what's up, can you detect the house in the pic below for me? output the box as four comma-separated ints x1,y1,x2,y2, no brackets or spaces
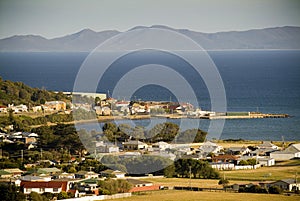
126,179,159,192
152,141,171,151
123,140,148,150
199,141,223,155
257,157,275,167
8,104,28,113
0,169,13,178
75,171,99,179
43,101,66,111
100,169,126,178
270,143,300,161
21,181,69,194
212,154,238,164
3,168,24,177
54,172,75,179
32,106,42,112
258,141,279,150
77,178,99,195
20,175,51,182
37,167,61,175
0,105,7,113
96,141,119,153
266,179,300,191
227,147,250,155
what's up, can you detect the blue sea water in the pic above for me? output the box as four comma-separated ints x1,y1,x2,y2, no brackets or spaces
0,50,299,141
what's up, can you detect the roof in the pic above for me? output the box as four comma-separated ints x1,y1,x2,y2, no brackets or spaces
123,140,146,145
3,168,23,174
81,178,98,184
212,154,238,160
21,181,68,191
76,171,98,176
0,170,12,175
258,141,277,148
37,167,61,174
284,144,300,153
101,169,126,175
153,141,170,146
228,147,248,151
272,179,297,185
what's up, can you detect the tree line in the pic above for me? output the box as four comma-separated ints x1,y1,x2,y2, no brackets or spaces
102,122,207,143
0,77,69,106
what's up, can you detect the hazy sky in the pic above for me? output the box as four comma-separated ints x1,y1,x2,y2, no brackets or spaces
0,0,299,39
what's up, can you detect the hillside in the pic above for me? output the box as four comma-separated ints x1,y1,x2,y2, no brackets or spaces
0,77,69,106
0,26,299,52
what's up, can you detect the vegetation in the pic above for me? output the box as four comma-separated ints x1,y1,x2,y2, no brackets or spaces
218,178,230,186
0,183,25,201
174,159,219,179
0,77,69,106
98,179,132,195
102,122,207,143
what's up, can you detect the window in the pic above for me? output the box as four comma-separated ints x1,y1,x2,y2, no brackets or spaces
53,188,59,192
26,188,32,193
40,188,45,193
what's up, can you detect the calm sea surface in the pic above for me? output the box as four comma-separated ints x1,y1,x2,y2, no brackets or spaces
0,50,299,140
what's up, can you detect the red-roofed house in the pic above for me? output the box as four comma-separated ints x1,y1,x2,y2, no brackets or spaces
21,181,69,194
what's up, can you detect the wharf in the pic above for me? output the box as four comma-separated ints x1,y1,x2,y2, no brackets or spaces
201,112,289,120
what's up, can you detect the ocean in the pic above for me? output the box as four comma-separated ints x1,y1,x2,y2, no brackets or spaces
0,50,299,141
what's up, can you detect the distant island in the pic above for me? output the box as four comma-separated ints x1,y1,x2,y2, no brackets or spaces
0,25,300,52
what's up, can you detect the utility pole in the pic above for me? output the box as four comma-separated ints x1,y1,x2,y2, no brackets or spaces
21,150,23,164
189,166,192,190
40,148,43,160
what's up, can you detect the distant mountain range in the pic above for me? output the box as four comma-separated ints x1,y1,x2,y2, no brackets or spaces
1,25,300,52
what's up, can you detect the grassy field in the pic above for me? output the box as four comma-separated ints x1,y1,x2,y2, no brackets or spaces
116,190,300,201
222,163,300,181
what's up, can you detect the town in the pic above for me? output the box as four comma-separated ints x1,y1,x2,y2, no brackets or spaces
0,86,299,200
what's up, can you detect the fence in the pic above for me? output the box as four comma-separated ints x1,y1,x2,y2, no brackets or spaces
60,193,132,201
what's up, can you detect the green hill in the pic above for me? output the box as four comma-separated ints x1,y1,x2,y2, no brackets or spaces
0,77,69,106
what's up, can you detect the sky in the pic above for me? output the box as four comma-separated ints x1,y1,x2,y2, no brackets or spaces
0,0,299,39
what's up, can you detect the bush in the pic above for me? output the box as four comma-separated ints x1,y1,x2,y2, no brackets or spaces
269,186,283,194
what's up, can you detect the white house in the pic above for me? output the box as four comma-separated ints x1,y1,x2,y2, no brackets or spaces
258,141,279,150
96,141,119,153
123,140,148,150
152,141,171,151
267,179,300,191
270,143,300,161
8,104,28,113
101,169,126,178
199,141,223,157
257,157,275,166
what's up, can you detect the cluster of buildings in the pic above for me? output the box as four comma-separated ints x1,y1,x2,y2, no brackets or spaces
0,101,67,114
0,167,158,198
0,131,39,149
93,136,300,172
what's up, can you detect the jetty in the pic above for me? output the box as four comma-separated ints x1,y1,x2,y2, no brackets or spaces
198,112,289,120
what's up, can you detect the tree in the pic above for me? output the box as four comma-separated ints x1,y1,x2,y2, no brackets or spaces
218,178,229,186
238,160,248,166
175,129,207,143
57,191,69,200
0,183,25,201
247,158,257,166
164,164,176,178
28,192,47,201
